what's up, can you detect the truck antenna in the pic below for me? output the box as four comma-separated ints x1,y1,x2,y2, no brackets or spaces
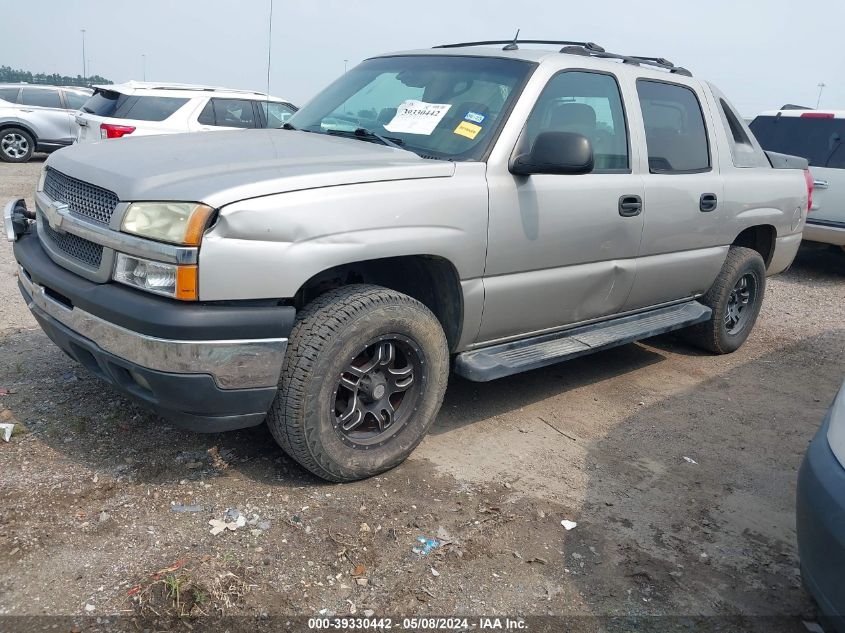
503,29,520,51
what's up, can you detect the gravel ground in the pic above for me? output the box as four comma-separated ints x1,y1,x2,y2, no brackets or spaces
0,158,843,632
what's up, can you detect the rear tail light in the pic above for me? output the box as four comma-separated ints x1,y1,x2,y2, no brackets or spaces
804,168,814,212
800,112,834,119
100,123,136,139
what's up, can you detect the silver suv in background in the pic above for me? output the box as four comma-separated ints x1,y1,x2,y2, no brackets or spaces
750,109,845,250
0,84,92,163
76,82,297,142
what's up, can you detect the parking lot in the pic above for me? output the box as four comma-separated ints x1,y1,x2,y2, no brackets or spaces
1,158,844,629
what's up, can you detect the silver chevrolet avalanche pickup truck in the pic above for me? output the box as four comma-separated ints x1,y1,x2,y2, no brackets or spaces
4,40,811,481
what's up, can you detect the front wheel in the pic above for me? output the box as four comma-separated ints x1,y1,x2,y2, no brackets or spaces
684,246,767,354
267,284,450,482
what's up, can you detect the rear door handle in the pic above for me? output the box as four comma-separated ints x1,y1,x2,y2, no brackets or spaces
618,195,643,217
700,193,718,212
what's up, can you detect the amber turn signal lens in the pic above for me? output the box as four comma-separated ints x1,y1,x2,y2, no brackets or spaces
175,265,198,301
183,206,215,246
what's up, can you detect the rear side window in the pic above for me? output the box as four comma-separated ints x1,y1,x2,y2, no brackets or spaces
20,88,62,109
0,87,20,103
81,90,187,121
637,80,710,173
63,91,89,110
197,98,258,128
750,116,845,169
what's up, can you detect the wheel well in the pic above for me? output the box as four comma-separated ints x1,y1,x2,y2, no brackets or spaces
0,122,37,141
294,256,463,351
732,225,776,267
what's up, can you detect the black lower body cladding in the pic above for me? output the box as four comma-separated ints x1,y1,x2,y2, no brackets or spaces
13,231,296,431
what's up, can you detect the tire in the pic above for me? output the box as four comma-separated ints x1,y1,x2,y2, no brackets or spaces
0,128,34,163
267,284,450,482
684,246,766,354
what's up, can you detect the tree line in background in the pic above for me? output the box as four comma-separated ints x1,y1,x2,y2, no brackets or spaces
0,65,112,87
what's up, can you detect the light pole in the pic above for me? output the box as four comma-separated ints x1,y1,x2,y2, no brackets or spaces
816,82,826,109
80,29,87,80
142,54,146,81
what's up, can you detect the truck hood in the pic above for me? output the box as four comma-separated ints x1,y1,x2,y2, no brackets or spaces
46,129,455,208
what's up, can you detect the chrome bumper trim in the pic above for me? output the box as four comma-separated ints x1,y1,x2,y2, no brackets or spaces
18,266,286,390
4,198,23,242
35,190,198,265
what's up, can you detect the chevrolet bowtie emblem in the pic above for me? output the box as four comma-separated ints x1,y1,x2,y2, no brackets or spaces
43,200,69,233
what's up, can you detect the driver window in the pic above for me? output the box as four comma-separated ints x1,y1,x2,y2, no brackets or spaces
523,71,630,172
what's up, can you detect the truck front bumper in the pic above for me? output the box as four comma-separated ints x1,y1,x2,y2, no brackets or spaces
13,231,294,432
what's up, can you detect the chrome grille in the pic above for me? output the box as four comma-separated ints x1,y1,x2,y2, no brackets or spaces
43,168,119,225
41,222,104,268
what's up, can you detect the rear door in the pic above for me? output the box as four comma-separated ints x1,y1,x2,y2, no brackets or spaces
622,78,727,310
750,114,845,225
18,87,74,144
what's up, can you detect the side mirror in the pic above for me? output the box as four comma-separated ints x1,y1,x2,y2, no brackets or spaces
510,131,594,176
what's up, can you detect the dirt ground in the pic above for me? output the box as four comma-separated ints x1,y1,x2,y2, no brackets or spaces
1,157,844,632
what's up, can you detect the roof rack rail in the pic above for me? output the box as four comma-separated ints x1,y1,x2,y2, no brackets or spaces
432,38,692,76
566,46,692,76
434,39,606,53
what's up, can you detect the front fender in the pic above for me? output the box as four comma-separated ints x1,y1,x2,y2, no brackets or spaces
198,165,488,301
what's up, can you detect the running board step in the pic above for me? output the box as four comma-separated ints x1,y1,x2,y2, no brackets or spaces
455,301,711,382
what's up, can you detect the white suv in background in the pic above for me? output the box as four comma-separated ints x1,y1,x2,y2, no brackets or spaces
75,81,297,142
750,108,845,249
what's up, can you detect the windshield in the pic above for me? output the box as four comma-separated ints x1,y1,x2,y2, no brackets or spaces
288,55,534,160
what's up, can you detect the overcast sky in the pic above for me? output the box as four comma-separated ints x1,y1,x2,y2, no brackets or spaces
3,0,843,116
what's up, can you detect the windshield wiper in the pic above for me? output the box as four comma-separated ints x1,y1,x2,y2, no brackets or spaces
327,127,405,149
282,122,297,130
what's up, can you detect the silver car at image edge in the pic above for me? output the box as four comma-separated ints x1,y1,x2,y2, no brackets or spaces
798,377,845,632
4,39,811,481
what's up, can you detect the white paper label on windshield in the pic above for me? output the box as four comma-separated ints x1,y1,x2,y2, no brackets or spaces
384,100,452,135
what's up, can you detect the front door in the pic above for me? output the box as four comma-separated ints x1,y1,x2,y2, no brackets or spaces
480,70,644,344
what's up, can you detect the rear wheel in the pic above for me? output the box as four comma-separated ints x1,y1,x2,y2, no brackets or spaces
267,284,449,482
0,128,34,163
684,246,766,354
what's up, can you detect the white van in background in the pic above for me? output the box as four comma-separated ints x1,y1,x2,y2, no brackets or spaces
76,81,297,142
750,109,845,249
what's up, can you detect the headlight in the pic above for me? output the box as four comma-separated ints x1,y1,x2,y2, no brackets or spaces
827,383,845,469
113,252,198,301
37,168,47,192
121,202,214,246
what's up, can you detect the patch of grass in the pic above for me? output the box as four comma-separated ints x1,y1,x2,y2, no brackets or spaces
129,557,251,620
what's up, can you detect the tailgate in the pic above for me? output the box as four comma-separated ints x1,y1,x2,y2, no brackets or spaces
809,166,845,224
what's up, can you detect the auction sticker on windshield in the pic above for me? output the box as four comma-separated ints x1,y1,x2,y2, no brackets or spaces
384,100,452,135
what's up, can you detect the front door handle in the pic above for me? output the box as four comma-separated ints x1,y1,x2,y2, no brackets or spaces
700,193,718,212
618,195,643,217
813,179,829,190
